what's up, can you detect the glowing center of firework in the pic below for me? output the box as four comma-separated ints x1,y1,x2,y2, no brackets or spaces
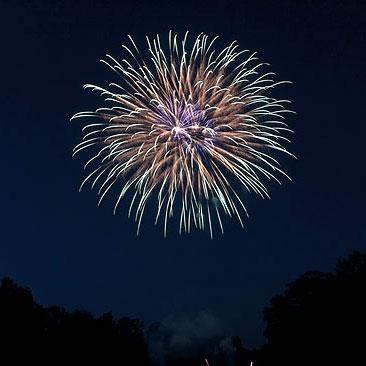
171,124,216,143
167,105,215,144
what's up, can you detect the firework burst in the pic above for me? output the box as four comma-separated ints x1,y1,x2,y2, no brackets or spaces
71,32,294,237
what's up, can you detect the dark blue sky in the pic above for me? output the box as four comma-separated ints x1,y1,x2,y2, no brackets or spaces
1,0,365,347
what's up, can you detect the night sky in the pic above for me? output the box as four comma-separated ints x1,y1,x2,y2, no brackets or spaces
1,0,365,347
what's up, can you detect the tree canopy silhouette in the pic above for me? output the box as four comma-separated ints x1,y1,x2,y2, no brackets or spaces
0,277,149,364
259,251,366,366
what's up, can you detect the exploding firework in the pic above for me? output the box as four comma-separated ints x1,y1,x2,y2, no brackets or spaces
71,32,294,237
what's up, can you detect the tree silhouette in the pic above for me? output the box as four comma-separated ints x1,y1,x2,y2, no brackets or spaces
0,277,149,364
259,251,366,366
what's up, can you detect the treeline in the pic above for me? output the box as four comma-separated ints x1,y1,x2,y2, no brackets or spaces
0,251,365,365
0,276,149,364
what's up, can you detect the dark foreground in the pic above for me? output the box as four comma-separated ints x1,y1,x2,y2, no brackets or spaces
0,251,365,365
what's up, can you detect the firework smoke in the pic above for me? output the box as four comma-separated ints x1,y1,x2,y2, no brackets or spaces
71,32,294,236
